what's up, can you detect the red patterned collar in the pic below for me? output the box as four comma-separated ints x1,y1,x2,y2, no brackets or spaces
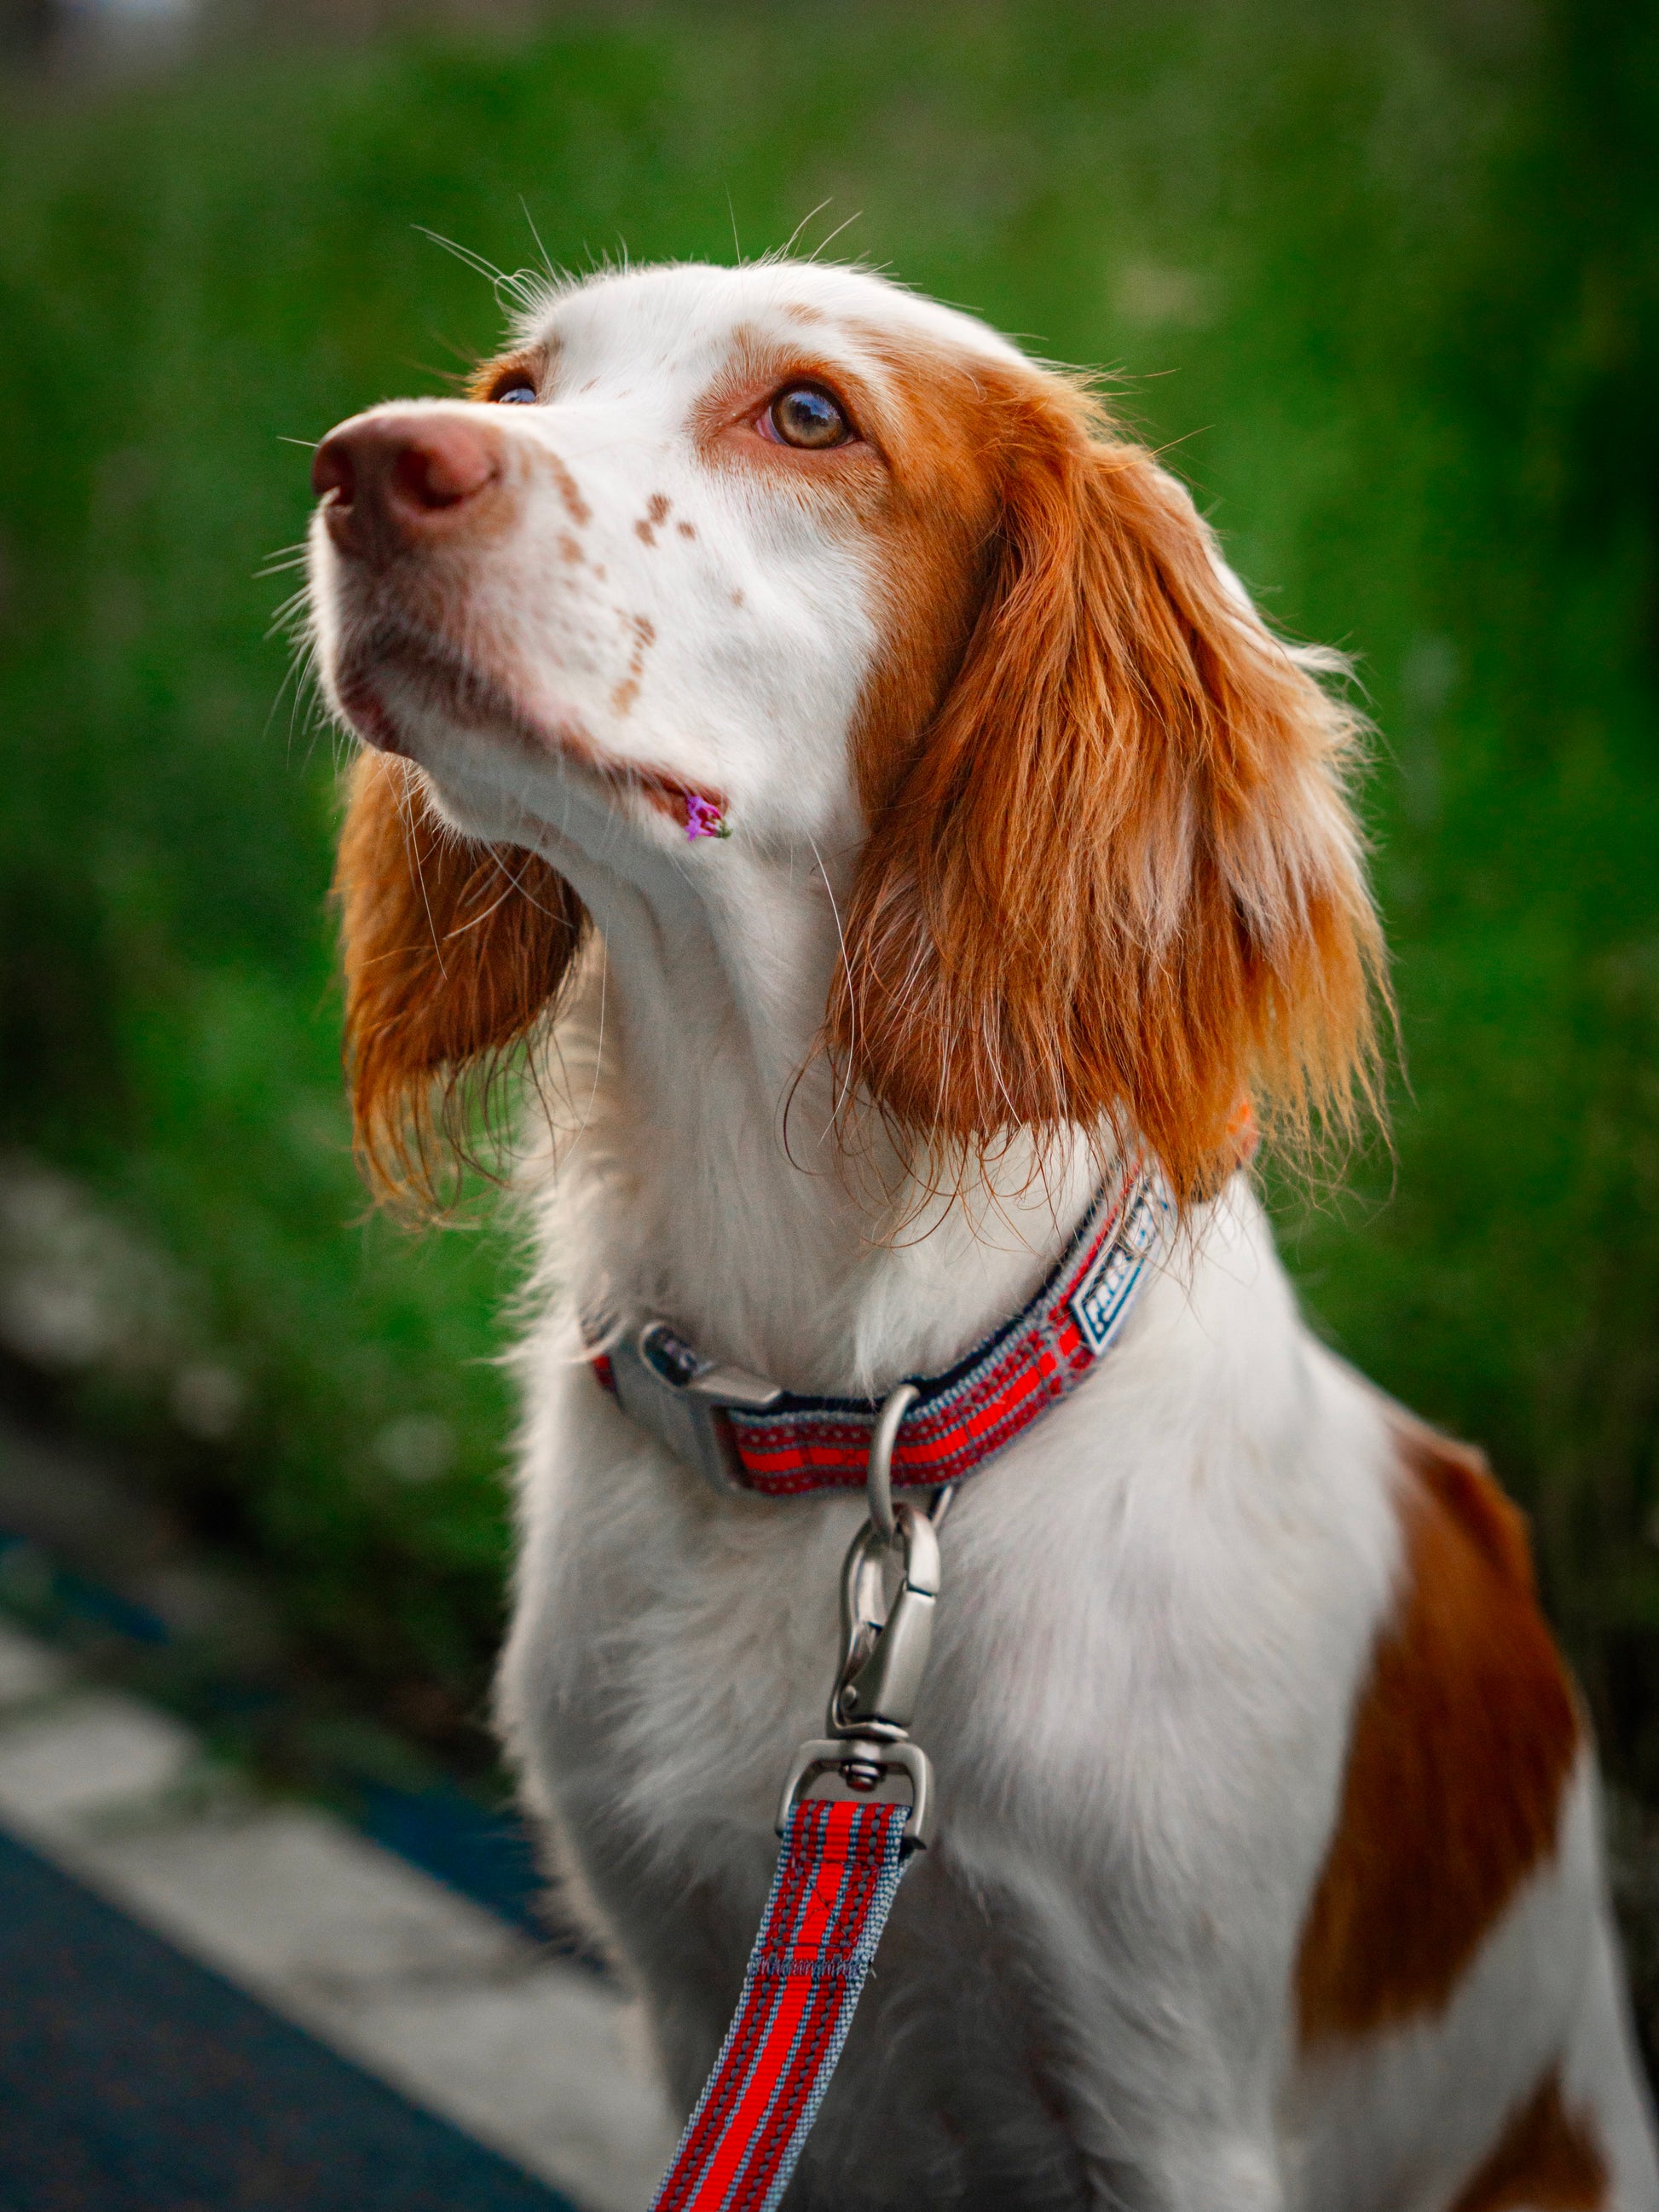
590,1165,1168,1499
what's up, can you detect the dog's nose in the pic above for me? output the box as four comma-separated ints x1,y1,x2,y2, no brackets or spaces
312,412,504,559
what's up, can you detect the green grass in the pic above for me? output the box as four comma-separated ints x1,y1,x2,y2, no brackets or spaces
3,1,1658,1778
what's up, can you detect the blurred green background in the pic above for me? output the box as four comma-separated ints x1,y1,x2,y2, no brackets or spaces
1,0,1657,1836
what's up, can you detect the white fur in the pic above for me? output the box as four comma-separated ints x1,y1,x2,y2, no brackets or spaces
309,259,1656,2209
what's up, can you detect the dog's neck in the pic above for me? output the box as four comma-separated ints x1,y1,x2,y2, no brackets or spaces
530,831,1103,1399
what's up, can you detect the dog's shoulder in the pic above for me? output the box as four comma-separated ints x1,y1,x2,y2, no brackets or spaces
1395,1416,1535,1590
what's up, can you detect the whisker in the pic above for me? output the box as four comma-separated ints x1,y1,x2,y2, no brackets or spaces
469,844,566,925
393,774,448,980
264,584,312,640
807,209,863,263
520,195,558,283
570,941,608,1153
416,224,510,286
807,833,858,1138
775,200,833,262
415,223,545,318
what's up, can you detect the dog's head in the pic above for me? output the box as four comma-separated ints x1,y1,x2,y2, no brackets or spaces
310,259,1381,1204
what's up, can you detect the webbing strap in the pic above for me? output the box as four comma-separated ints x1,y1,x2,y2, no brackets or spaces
596,1164,1170,1498
650,1798,911,2212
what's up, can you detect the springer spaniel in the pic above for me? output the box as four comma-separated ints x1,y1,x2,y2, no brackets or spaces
308,258,1657,2209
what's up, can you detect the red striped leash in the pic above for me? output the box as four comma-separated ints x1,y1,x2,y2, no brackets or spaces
650,1797,911,2212
650,1435,948,2211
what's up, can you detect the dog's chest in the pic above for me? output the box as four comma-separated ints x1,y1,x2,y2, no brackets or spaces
507,1322,1392,1972
494,1221,1404,2204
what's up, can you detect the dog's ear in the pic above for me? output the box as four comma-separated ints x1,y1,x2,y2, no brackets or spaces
334,750,588,1207
828,374,1384,1203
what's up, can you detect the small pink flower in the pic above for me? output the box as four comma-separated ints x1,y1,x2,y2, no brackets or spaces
685,794,728,841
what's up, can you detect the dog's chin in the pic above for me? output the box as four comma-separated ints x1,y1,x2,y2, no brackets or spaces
327,620,726,839
332,618,569,763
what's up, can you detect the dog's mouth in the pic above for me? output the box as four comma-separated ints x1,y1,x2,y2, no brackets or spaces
332,618,727,837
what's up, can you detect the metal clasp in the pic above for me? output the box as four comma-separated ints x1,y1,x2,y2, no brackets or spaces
777,1388,951,1853
830,1500,940,1738
606,1318,783,1495
777,1734,935,1851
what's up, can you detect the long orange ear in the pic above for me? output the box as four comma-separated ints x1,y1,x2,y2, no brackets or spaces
334,751,588,1207
829,373,1384,1205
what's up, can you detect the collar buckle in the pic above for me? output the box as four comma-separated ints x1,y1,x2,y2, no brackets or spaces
605,1318,783,1496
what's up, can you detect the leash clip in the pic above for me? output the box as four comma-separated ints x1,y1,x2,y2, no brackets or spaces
830,1498,940,1739
777,1390,949,1854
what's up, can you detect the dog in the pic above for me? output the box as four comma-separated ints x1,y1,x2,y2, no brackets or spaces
308,257,1657,2209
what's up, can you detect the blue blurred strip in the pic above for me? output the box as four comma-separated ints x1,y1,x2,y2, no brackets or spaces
0,1529,170,1645
0,1824,576,2211
0,1526,583,1954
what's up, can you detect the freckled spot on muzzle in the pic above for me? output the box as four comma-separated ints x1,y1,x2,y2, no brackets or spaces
547,453,591,528
635,492,672,546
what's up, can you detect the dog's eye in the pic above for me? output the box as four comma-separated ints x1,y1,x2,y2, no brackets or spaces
766,385,851,449
491,378,539,406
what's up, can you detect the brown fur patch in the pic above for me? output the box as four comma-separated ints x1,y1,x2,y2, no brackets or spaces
1295,1421,1581,2041
824,345,1384,1205
465,346,551,405
334,752,587,1206
1451,2070,1606,2211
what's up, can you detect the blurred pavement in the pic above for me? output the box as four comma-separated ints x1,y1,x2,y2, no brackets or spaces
0,1616,676,2211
